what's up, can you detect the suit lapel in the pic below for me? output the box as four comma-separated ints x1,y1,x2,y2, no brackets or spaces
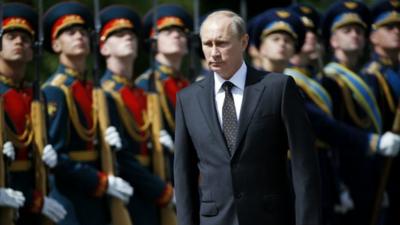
197,74,230,158
232,67,265,156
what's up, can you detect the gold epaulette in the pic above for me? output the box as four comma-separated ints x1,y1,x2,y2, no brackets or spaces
49,73,68,87
323,66,336,76
134,71,151,86
365,61,381,75
102,80,116,92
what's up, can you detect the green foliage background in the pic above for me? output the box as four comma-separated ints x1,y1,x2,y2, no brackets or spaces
7,0,378,81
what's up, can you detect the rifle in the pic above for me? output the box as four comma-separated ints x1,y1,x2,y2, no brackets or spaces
0,0,15,223
188,0,199,82
91,1,132,224
147,94,177,225
30,1,54,224
147,1,176,224
0,99,15,225
370,98,400,225
0,0,2,51
240,0,247,23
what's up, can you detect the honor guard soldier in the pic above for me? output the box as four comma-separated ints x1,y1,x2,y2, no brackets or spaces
287,3,321,77
0,3,67,224
253,6,400,224
361,1,400,224
253,8,306,74
99,5,173,225
321,1,400,224
41,2,133,225
136,4,193,154
246,14,263,70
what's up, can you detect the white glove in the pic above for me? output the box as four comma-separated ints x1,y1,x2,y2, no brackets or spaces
172,188,176,206
104,126,122,151
42,144,57,168
41,197,67,223
378,132,400,157
159,129,174,153
107,175,134,203
334,188,354,214
2,141,15,161
0,188,25,208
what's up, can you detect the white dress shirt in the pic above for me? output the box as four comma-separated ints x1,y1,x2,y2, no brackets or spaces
214,62,247,127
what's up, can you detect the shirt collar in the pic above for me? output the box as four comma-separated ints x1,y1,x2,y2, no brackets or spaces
214,62,247,94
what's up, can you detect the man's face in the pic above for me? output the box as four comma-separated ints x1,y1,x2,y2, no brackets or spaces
52,26,90,57
259,32,295,64
102,29,138,59
371,23,400,51
302,31,320,59
0,30,33,63
157,27,188,57
330,24,366,52
200,17,248,78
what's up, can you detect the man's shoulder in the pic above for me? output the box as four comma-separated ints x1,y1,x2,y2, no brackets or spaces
256,69,291,87
178,75,208,98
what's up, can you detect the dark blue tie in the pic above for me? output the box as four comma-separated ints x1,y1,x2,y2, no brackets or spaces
222,81,238,154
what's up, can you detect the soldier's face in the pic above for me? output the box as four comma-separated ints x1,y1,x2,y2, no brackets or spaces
0,30,33,63
248,44,261,68
301,31,319,60
330,24,366,52
259,32,295,64
370,23,400,51
200,16,248,79
52,26,90,57
102,30,138,59
157,27,188,57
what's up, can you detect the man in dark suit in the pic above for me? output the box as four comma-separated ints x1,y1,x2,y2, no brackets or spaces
174,10,321,225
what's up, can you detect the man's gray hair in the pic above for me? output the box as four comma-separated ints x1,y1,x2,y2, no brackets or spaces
200,10,247,39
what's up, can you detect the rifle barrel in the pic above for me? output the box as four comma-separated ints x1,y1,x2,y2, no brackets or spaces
0,0,3,51
34,0,44,101
92,0,101,87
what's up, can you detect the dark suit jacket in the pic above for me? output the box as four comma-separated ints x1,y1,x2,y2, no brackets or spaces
174,66,321,225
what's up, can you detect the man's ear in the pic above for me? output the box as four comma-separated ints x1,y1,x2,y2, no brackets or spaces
241,34,249,51
100,43,110,57
330,34,338,49
52,39,61,53
370,31,378,46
